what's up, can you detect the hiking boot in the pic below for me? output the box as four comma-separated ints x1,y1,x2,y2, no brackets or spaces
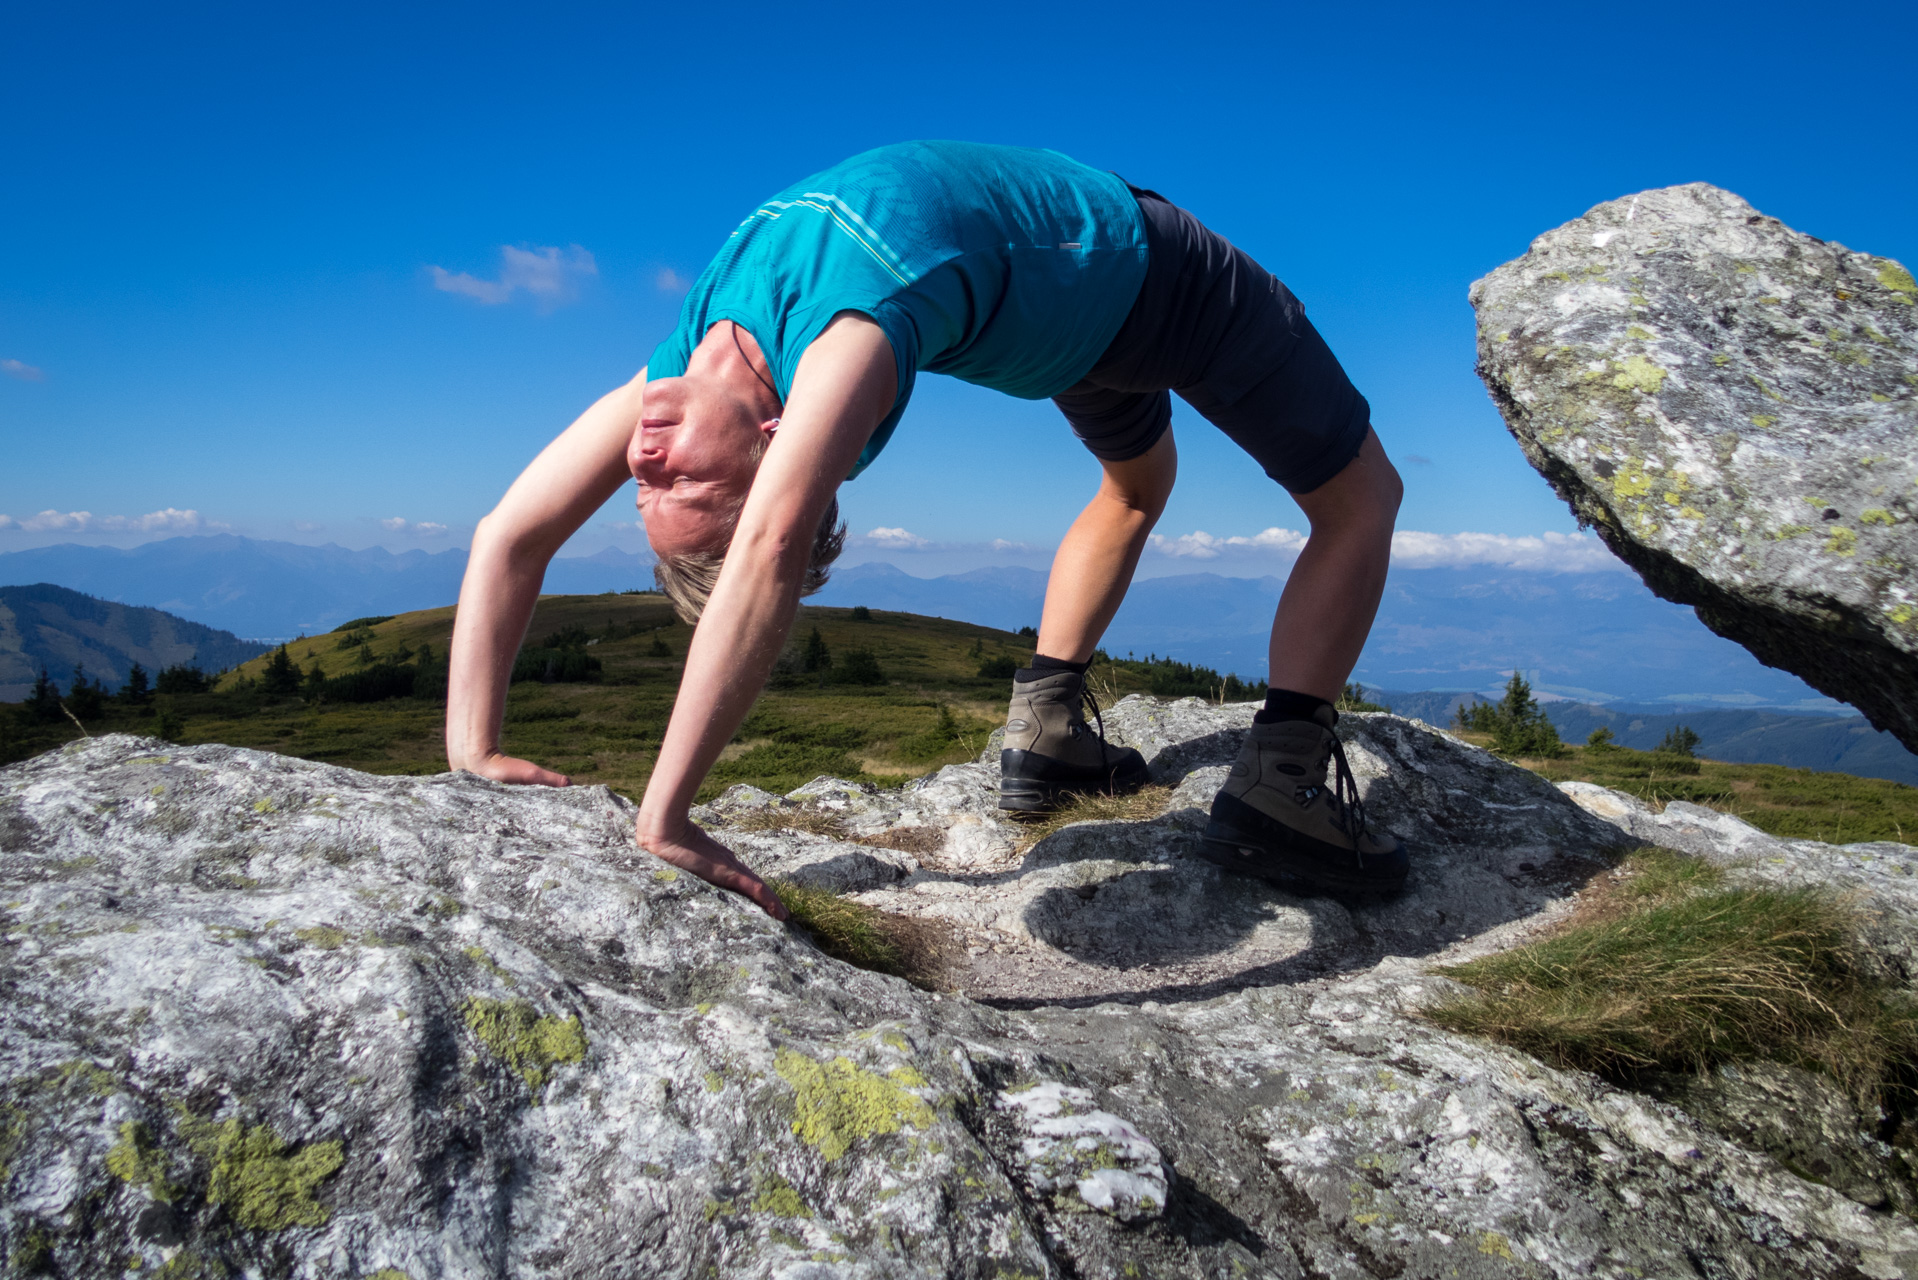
1200,706,1408,892
998,670,1150,812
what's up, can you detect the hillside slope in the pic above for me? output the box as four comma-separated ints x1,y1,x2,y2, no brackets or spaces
0,583,268,700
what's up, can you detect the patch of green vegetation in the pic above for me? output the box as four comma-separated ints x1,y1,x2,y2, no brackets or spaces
774,880,908,978
774,1049,934,1161
1454,672,1565,759
294,925,348,950
106,1121,179,1201
176,1113,344,1230
462,997,587,1094
1430,849,1918,1108
752,1172,812,1218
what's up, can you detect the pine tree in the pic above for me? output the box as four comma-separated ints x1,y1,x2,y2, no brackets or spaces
801,628,832,673
1656,725,1701,757
67,664,105,720
261,644,303,696
1585,726,1618,751
121,663,151,705
28,668,62,724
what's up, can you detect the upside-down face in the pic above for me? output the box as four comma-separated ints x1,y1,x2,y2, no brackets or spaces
630,372,777,557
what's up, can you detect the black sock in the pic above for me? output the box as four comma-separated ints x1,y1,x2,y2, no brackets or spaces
1015,653,1090,682
1254,687,1333,725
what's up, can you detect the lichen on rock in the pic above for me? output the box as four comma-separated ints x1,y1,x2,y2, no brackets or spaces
774,1048,934,1161
462,997,587,1094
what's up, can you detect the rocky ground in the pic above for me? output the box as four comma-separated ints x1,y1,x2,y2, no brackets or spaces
1470,183,1918,752
7,700,1918,1278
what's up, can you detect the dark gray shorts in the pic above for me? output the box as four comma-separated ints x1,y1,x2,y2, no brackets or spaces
1053,189,1371,494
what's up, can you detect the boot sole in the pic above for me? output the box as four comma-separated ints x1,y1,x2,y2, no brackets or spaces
998,750,1152,813
1200,797,1408,894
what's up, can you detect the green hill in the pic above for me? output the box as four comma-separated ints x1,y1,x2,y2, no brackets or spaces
3,591,1913,842
0,582,269,701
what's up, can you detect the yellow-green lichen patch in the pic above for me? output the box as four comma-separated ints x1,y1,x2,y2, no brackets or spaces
1878,263,1916,297
1750,376,1785,402
653,868,680,883
177,1115,343,1231
1477,1231,1517,1260
107,1121,179,1201
252,798,276,814
1612,461,1656,500
1827,527,1859,556
157,1252,227,1280
294,926,348,951
1751,414,1776,429
704,1070,724,1093
775,1050,934,1162
1891,605,1915,627
1769,524,1813,541
1874,393,1893,402
752,1173,813,1219
462,997,587,1094
1626,325,1655,340
1610,355,1667,395
363,1270,412,1280
1862,509,1897,527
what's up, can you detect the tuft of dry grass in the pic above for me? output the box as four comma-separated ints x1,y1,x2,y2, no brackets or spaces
1428,848,1918,1108
770,879,957,990
1010,784,1175,852
724,808,851,840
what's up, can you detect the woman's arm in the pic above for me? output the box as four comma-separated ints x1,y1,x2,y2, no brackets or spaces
635,315,897,917
445,370,647,783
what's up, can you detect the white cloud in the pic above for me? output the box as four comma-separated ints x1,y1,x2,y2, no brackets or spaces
379,517,450,537
1388,530,1624,572
862,526,930,549
430,244,598,310
655,267,688,292
1148,527,1306,559
293,520,325,532
2,358,44,381
0,507,218,534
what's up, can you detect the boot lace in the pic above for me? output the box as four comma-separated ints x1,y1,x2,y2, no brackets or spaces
1079,684,1114,777
1320,731,1369,859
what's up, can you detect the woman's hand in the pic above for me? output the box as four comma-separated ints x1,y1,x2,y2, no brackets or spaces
637,816,790,921
459,751,571,788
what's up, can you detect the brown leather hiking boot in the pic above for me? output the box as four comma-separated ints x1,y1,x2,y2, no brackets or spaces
1200,706,1408,892
998,670,1150,812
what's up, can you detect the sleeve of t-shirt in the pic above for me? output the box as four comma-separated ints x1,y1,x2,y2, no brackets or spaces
845,301,919,480
645,325,693,381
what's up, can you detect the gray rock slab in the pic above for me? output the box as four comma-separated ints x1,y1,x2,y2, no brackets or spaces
8,726,1918,1278
1471,183,1918,748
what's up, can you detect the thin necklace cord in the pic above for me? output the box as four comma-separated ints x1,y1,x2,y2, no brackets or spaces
732,322,781,408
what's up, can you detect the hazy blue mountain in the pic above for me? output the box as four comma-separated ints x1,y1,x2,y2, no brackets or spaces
0,536,654,639
818,562,1837,709
0,584,269,701
1366,688,1918,787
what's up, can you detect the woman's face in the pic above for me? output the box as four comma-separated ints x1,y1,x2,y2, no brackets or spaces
631,372,772,556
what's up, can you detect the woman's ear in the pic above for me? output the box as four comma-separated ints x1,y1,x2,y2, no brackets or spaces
759,417,781,443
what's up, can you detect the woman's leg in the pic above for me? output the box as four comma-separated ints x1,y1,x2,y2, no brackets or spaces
1268,428,1402,699
1034,430,1179,662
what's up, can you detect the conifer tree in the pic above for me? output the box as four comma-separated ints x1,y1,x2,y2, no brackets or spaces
121,663,151,705
801,627,832,674
28,668,62,724
261,644,303,696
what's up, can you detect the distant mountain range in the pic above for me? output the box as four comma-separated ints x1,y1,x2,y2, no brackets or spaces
1370,689,1918,787
814,562,1839,710
0,536,654,640
0,583,269,701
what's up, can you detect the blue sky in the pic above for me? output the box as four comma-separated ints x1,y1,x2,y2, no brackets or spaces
3,0,1913,578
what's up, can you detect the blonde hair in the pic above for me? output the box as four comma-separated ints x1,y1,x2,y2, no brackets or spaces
654,495,846,624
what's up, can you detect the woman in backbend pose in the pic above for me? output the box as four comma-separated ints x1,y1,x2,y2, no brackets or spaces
445,141,1408,919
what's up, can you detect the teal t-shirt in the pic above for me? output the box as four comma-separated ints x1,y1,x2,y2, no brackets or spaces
645,141,1148,477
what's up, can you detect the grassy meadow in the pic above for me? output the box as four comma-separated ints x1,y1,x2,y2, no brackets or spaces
2,590,1913,843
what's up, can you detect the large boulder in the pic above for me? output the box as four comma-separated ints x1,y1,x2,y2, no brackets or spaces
7,712,1918,1278
1470,184,1918,749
